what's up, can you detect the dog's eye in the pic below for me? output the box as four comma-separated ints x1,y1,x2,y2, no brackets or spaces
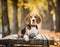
30,16,32,18
35,16,37,18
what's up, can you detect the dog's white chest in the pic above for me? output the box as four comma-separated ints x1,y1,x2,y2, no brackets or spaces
28,27,38,36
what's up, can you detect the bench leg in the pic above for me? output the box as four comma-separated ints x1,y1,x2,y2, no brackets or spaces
42,40,49,47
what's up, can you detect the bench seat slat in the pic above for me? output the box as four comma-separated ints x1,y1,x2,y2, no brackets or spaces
44,34,54,45
0,34,54,47
41,34,49,47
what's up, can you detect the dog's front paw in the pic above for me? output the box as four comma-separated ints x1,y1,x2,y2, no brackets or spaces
36,34,41,39
24,35,29,41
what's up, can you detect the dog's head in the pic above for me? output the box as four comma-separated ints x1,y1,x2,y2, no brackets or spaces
24,13,42,25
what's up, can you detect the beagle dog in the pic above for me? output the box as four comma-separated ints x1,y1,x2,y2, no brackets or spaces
17,13,42,41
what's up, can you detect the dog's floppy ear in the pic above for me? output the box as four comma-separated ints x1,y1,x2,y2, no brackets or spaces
36,15,41,24
24,14,30,24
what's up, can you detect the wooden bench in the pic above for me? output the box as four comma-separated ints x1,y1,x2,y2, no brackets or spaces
0,34,54,47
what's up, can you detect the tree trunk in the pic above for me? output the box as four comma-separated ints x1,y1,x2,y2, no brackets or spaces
50,0,60,32
55,0,60,32
12,0,19,34
1,0,10,37
42,0,53,30
20,0,30,30
48,0,54,31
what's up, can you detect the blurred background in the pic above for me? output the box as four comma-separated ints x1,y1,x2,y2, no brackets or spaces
0,0,60,37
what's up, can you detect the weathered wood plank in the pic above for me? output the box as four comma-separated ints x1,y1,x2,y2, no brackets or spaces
44,34,54,45
14,44,42,47
0,34,54,47
41,34,49,47
2,34,18,39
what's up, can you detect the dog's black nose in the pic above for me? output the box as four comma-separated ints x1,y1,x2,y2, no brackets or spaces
32,19,35,22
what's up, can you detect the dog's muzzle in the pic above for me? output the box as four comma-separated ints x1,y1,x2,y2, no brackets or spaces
32,19,35,23
31,19,36,25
